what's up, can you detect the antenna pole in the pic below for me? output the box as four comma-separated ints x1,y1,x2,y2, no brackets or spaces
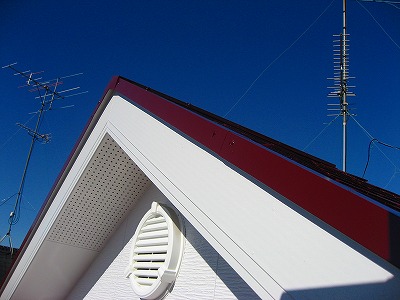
1,88,49,254
327,0,355,172
0,63,87,255
342,0,348,172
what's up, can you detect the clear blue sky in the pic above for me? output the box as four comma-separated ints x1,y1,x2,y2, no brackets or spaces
0,0,399,247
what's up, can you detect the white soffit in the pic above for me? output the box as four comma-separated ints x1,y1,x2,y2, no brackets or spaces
47,134,150,251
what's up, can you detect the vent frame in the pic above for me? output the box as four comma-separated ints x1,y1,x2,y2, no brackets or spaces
125,202,184,299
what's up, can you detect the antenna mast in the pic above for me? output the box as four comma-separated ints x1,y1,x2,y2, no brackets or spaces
327,0,356,172
0,63,87,255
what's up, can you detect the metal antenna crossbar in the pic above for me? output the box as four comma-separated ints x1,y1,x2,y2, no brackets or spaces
3,63,64,101
16,123,51,143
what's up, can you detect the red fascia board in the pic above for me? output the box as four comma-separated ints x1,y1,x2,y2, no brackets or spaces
113,76,400,269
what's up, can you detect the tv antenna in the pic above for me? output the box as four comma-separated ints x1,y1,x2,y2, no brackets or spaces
327,0,356,172
0,63,87,256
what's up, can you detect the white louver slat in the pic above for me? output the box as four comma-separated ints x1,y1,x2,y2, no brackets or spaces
134,244,168,254
133,261,164,269
144,216,166,225
133,253,166,261
140,222,168,232
133,269,160,278
135,277,157,286
126,202,184,300
137,229,168,240
135,237,169,247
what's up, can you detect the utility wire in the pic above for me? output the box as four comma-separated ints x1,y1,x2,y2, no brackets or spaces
0,193,18,207
350,115,398,170
384,169,399,188
386,2,400,9
362,138,400,177
0,113,37,153
350,115,400,181
303,115,340,151
356,0,400,50
359,0,400,10
224,0,335,117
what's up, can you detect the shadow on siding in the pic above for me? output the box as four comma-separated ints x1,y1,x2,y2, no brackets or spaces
280,277,399,299
185,218,261,299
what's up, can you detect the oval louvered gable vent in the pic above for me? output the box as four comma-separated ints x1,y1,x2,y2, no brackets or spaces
133,215,168,286
125,202,184,299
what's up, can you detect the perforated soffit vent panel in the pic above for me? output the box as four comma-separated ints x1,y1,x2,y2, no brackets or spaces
125,202,184,300
47,133,151,251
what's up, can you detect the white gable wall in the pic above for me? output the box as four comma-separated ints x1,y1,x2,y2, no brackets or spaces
100,95,400,298
67,184,259,300
3,92,400,300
